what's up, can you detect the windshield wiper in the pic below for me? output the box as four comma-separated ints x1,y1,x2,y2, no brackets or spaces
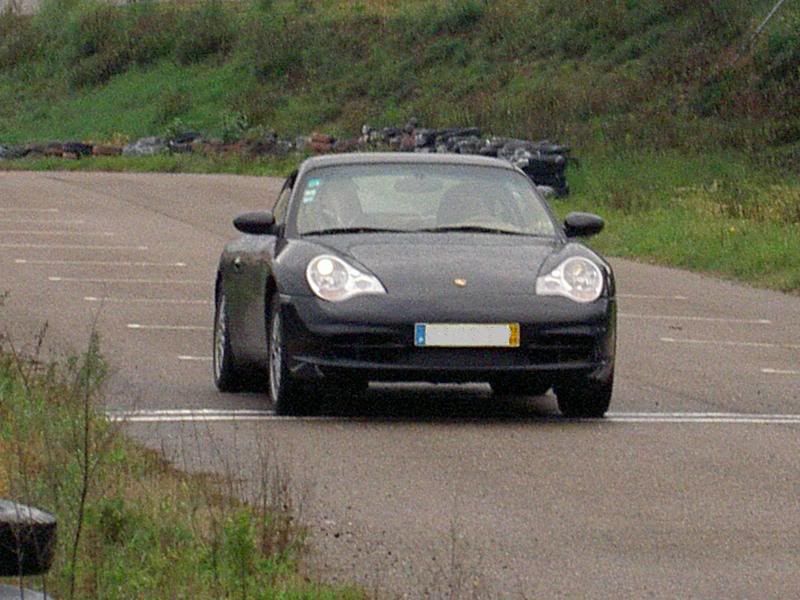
414,225,531,236
302,226,407,236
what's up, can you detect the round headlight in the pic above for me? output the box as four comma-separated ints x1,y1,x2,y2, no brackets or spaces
536,257,604,303
561,257,603,302
306,255,386,302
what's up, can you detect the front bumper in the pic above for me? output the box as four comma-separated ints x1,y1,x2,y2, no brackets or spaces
280,293,616,383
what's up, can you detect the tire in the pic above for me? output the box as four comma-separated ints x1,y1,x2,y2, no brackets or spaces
213,289,244,392
490,376,551,397
268,295,308,415
554,370,613,418
0,501,57,577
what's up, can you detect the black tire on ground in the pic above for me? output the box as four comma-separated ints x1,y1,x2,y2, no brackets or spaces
554,371,613,418
268,295,309,415
490,377,551,397
0,501,57,577
213,288,247,392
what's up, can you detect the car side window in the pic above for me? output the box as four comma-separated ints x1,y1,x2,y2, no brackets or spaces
272,171,297,225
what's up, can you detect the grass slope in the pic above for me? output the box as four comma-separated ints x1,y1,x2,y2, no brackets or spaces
1,0,799,292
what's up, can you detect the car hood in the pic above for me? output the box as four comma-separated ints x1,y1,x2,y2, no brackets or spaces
317,234,559,298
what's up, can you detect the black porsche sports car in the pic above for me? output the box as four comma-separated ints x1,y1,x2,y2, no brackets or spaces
213,153,616,417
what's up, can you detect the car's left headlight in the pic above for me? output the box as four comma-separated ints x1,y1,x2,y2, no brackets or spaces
536,257,604,303
306,255,386,302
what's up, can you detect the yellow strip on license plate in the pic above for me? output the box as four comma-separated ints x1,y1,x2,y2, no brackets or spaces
414,323,520,348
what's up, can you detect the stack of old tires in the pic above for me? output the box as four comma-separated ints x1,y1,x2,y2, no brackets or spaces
360,122,573,197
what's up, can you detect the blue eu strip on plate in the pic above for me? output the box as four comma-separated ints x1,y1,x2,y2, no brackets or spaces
415,324,427,346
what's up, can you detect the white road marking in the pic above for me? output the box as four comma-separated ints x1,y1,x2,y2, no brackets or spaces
0,230,114,236
0,243,147,250
0,219,85,224
106,409,800,425
0,208,59,213
84,296,211,305
16,259,186,267
607,412,800,424
127,324,211,331
661,337,800,350
178,355,213,361
108,409,276,423
619,294,688,300
50,277,205,284
761,368,800,375
620,313,771,324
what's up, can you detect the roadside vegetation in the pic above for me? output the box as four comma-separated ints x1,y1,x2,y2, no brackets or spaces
0,325,362,599
0,0,799,292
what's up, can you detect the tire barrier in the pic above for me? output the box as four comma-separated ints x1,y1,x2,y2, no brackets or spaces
1,119,573,195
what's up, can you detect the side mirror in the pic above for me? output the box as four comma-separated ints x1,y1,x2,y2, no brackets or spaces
233,211,276,235
563,212,604,238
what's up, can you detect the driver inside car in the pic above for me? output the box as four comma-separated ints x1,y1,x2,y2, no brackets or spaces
312,178,364,229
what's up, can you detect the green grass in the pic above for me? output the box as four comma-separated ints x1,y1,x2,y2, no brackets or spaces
0,60,250,144
0,335,364,599
1,0,799,293
557,149,800,293
2,0,799,147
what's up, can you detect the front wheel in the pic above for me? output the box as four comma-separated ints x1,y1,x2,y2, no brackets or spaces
213,289,242,392
268,295,308,415
554,370,613,418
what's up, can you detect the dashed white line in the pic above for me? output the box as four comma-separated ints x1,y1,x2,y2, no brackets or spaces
621,313,771,324
178,355,213,361
84,296,211,305
0,219,85,224
127,324,211,331
50,277,205,284
1,243,148,250
105,409,800,424
16,259,186,267
761,368,800,375
0,230,114,237
661,337,800,350
619,294,688,300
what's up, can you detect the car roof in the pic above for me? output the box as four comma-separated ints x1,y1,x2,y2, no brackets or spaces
298,152,518,174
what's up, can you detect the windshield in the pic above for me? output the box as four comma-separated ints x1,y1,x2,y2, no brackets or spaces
293,164,557,237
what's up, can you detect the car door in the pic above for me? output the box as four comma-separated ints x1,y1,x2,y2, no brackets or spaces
226,173,296,365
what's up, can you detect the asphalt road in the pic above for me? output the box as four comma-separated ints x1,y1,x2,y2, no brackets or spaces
2,171,799,598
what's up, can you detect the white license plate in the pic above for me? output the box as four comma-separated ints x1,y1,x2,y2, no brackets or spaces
414,323,520,348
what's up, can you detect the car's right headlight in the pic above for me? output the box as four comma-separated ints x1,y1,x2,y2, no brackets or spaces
535,257,604,303
306,255,386,302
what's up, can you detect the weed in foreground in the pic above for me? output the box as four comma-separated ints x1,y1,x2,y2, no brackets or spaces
0,325,361,598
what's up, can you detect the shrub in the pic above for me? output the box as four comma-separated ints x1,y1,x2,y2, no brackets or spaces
127,3,179,67
243,8,306,82
153,88,192,127
0,12,39,70
221,110,249,143
756,8,800,95
63,2,132,86
174,0,237,65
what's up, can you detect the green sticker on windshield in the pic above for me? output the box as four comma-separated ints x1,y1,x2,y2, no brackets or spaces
308,178,321,188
